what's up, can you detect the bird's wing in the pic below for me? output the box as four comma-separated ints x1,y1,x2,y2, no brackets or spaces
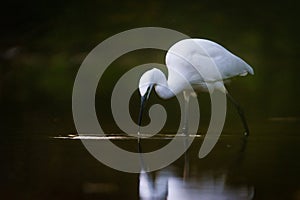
166,39,254,85
192,39,254,80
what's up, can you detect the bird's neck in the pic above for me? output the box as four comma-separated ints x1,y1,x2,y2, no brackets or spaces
155,83,175,99
151,71,173,99
154,69,188,99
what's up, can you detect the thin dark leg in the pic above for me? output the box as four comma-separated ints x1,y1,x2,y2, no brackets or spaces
226,92,250,136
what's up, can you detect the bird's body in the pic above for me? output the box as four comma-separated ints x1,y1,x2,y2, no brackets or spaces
139,39,253,99
138,38,254,135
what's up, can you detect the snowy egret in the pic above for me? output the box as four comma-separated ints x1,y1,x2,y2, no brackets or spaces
138,39,254,135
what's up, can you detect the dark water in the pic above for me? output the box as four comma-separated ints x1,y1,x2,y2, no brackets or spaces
1,0,300,199
1,130,300,200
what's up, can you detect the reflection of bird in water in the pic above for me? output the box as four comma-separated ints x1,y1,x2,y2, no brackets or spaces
169,171,254,200
139,169,169,200
139,137,254,199
139,166,254,200
138,39,254,135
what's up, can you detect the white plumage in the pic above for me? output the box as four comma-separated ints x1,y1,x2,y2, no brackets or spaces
138,38,254,135
139,39,253,99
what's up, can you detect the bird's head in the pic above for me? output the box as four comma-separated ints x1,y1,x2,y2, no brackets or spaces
138,68,166,96
138,68,166,127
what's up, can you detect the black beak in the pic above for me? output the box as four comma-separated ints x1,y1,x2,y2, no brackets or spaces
138,84,154,127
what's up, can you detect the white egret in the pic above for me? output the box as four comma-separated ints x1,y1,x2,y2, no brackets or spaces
138,39,254,135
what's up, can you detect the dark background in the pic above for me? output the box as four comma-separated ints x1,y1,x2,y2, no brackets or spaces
1,0,300,199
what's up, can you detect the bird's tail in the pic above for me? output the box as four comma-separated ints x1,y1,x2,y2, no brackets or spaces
245,62,254,75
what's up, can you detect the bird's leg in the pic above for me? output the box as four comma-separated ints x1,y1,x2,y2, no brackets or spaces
182,91,190,135
226,92,250,136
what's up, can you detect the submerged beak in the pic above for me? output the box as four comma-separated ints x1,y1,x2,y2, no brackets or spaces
138,84,154,127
